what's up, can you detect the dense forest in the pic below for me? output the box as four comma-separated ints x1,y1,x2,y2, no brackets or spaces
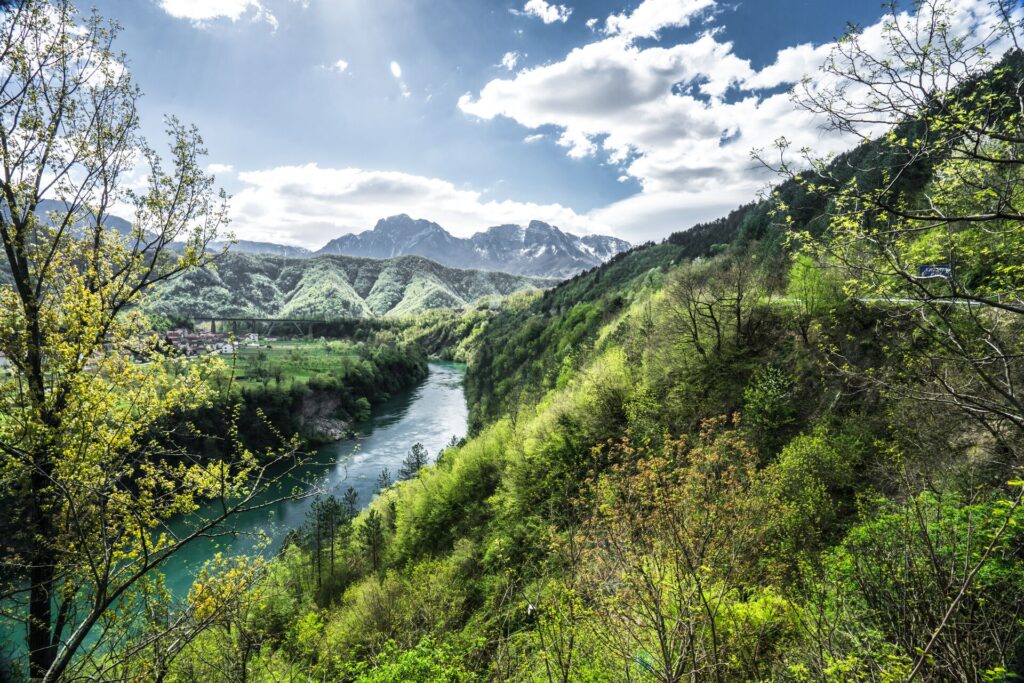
2,0,1024,681
147,252,552,322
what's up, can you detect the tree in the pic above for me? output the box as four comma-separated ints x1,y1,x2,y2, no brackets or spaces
793,492,1024,680
342,485,359,520
399,442,429,480
376,467,393,492
352,637,478,683
133,555,269,683
758,1,1024,675
305,495,343,590
762,1,1024,439
248,350,271,388
662,251,772,361
785,254,840,343
0,2,312,679
359,510,385,573
581,419,771,682
741,365,797,457
530,524,590,683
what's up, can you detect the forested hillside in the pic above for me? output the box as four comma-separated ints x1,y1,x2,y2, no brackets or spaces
105,24,1024,683
3,1,1024,681
147,252,552,322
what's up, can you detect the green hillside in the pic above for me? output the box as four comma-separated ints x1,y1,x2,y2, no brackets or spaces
146,252,552,321
121,49,1024,682
6,2,1024,681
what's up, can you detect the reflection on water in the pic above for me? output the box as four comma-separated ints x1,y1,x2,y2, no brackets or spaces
162,361,468,597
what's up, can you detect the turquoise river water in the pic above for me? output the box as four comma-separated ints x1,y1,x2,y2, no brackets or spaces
1,364,468,667
160,360,468,597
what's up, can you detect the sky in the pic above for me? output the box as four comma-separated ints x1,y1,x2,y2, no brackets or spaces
86,0,1013,247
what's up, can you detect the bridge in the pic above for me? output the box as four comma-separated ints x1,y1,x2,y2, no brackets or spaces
192,316,327,337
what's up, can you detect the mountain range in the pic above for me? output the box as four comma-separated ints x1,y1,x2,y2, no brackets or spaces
314,215,630,278
147,252,553,321
33,200,630,279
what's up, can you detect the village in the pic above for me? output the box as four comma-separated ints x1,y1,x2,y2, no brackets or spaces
162,328,278,357
0,329,281,376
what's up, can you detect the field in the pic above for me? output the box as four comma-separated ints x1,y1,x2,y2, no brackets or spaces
227,339,364,389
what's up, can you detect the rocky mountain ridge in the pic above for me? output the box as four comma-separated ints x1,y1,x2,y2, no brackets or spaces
316,215,630,278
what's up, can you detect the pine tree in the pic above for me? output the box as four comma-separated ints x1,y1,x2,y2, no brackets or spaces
342,486,359,520
359,510,385,572
377,467,393,492
399,442,429,480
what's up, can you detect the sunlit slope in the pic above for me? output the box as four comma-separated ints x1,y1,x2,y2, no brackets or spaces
147,252,553,321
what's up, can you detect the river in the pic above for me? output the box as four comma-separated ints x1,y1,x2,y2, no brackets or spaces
161,360,468,598
0,362,467,665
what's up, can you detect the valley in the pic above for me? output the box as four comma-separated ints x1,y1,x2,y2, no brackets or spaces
1,1,1023,681
158,361,468,600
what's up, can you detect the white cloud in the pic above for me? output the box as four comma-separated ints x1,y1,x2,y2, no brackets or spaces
521,0,572,24
460,31,762,185
556,129,597,159
590,188,738,241
228,164,604,247
585,18,598,30
208,163,235,174
158,0,277,28
459,0,1021,242
500,51,521,71
524,133,545,143
316,59,350,75
389,61,403,79
604,0,716,39
742,42,832,90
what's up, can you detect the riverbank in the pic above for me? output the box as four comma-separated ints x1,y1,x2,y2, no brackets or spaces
0,360,466,675
163,341,429,460
159,361,468,599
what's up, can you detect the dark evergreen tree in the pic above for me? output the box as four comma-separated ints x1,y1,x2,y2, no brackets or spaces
359,510,385,572
399,442,429,480
376,467,393,492
342,486,359,521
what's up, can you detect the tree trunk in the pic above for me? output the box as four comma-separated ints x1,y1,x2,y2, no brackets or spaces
22,284,60,680
28,461,57,680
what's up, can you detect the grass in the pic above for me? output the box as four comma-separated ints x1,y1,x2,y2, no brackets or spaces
228,339,363,389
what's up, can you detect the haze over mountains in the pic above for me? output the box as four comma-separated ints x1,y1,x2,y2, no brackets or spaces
13,202,633,321
12,205,555,318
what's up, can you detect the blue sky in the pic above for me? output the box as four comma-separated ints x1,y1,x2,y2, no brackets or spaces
88,0,995,246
